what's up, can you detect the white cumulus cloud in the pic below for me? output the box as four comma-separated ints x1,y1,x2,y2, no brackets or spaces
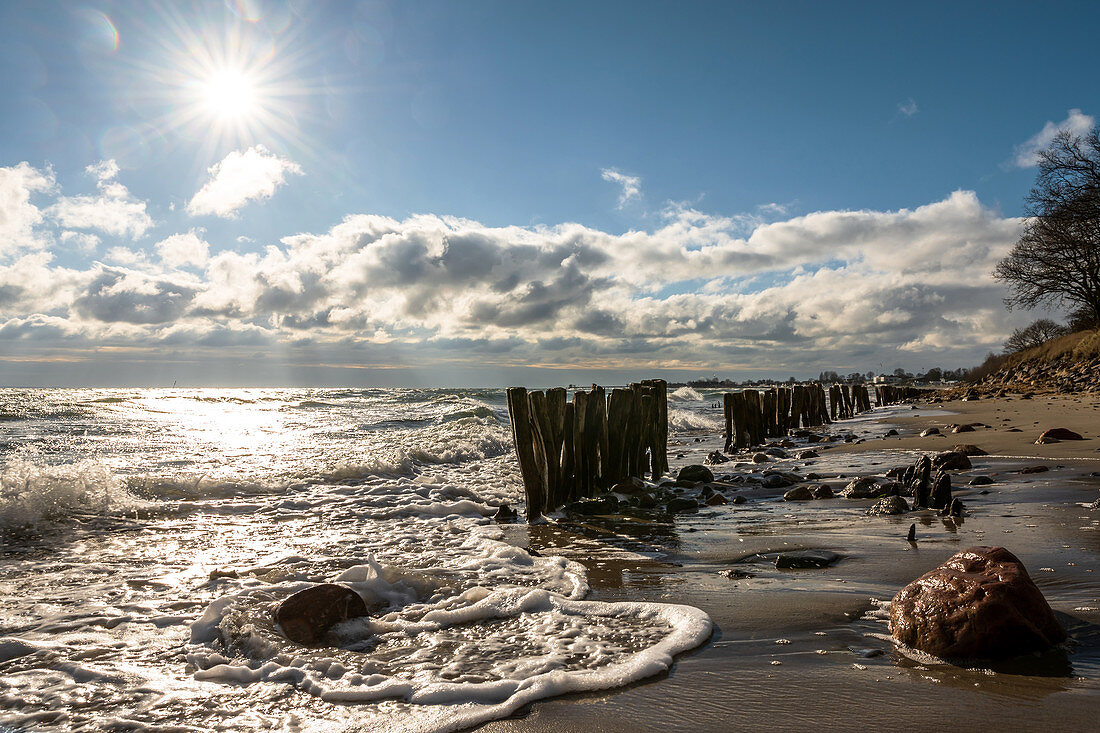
188,145,303,218
50,159,154,239
0,162,55,257
1014,108,1095,167
155,230,210,268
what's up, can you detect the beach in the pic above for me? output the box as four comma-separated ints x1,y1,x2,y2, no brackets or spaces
0,388,1098,732
484,392,1100,732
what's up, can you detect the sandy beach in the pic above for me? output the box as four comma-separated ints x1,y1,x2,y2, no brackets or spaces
485,394,1100,732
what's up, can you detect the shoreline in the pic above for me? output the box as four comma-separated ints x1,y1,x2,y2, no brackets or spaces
485,395,1100,732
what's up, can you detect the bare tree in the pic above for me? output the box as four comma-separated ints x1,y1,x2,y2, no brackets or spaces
1003,318,1069,353
995,127,1100,326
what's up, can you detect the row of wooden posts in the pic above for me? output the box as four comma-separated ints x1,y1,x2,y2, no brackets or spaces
874,385,927,405
506,380,669,520
829,383,872,420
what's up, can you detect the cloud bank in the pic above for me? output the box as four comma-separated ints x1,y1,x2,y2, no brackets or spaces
0,157,1029,383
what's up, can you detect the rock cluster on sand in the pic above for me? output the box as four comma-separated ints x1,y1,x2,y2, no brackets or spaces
890,546,1066,658
273,584,370,645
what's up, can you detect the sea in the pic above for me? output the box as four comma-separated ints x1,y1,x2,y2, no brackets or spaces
0,386,721,732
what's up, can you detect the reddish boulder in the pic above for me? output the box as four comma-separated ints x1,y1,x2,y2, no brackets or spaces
890,546,1065,659
273,584,369,645
1037,428,1084,442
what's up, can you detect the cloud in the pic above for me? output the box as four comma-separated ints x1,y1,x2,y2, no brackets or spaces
155,230,210,268
1014,108,1095,167
60,231,101,252
50,159,154,239
0,162,55,257
601,168,642,208
897,98,918,117
188,145,303,218
0,191,1033,377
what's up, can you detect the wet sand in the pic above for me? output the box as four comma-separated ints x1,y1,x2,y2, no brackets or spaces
485,397,1100,732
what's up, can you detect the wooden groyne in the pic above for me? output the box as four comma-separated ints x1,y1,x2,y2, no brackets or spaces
874,385,928,405
829,383,872,420
723,384,834,451
507,380,668,520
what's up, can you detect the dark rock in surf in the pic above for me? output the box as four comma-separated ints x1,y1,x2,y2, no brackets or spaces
868,495,909,515
890,546,1066,658
775,550,841,569
493,503,518,522
1019,465,1049,475
969,475,994,486
273,584,369,646
932,451,972,471
783,486,814,501
677,465,714,484
666,497,700,514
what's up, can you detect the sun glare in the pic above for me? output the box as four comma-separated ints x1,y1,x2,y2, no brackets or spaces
202,69,257,120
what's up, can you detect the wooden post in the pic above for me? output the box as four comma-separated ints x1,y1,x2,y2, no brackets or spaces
723,392,734,452
507,387,543,520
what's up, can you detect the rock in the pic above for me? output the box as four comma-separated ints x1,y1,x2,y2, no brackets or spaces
730,494,747,504
666,497,700,514
1038,428,1085,441
566,496,619,515
764,447,789,458
932,451,971,471
705,492,728,505
636,492,660,509
868,495,910,515
1035,435,1061,444
796,449,819,459
493,503,518,522
1019,465,1049,474
783,486,814,501
811,484,834,499
884,429,899,437
889,546,1066,658
763,473,795,489
209,569,239,581
952,444,987,456
775,550,841,569
841,476,880,499
677,465,714,483
951,424,975,434
906,524,916,542
612,477,646,494
704,451,730,465
943,498,964,517
969,475,994,486
885,466,906,479
751,452,770,463
273,584,370,645
920,427,940,437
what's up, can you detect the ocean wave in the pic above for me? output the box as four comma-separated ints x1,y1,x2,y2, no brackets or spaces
668,407,720,432
186,554,710,733
670,386,705,402
0,459,144,531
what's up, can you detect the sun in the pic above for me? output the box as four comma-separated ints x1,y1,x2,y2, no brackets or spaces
201,69,257,120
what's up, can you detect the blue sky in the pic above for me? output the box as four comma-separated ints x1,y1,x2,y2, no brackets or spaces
0,1,1096,386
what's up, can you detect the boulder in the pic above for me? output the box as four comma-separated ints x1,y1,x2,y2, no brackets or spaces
889,546,1066,658
705,492,728,505
796,449,819,459
868,495,909,515
951,424,975,434
677,465,714,483
704,451,730,465
775,550,841,569
566,496,619,515
783,486,814,501
273,584,370,645
932,451,971,471
493,503,518,522
1019,465,1049,474
920,427,940,437
811,484,834,499
751,452,770,463
763,473,795,489
666,497,700,514
952,444,987,456
969,475,994,486
765,447,790,458
730,494,747,504
884,429,899,437
1038,428,1085,441
841,476,880,499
